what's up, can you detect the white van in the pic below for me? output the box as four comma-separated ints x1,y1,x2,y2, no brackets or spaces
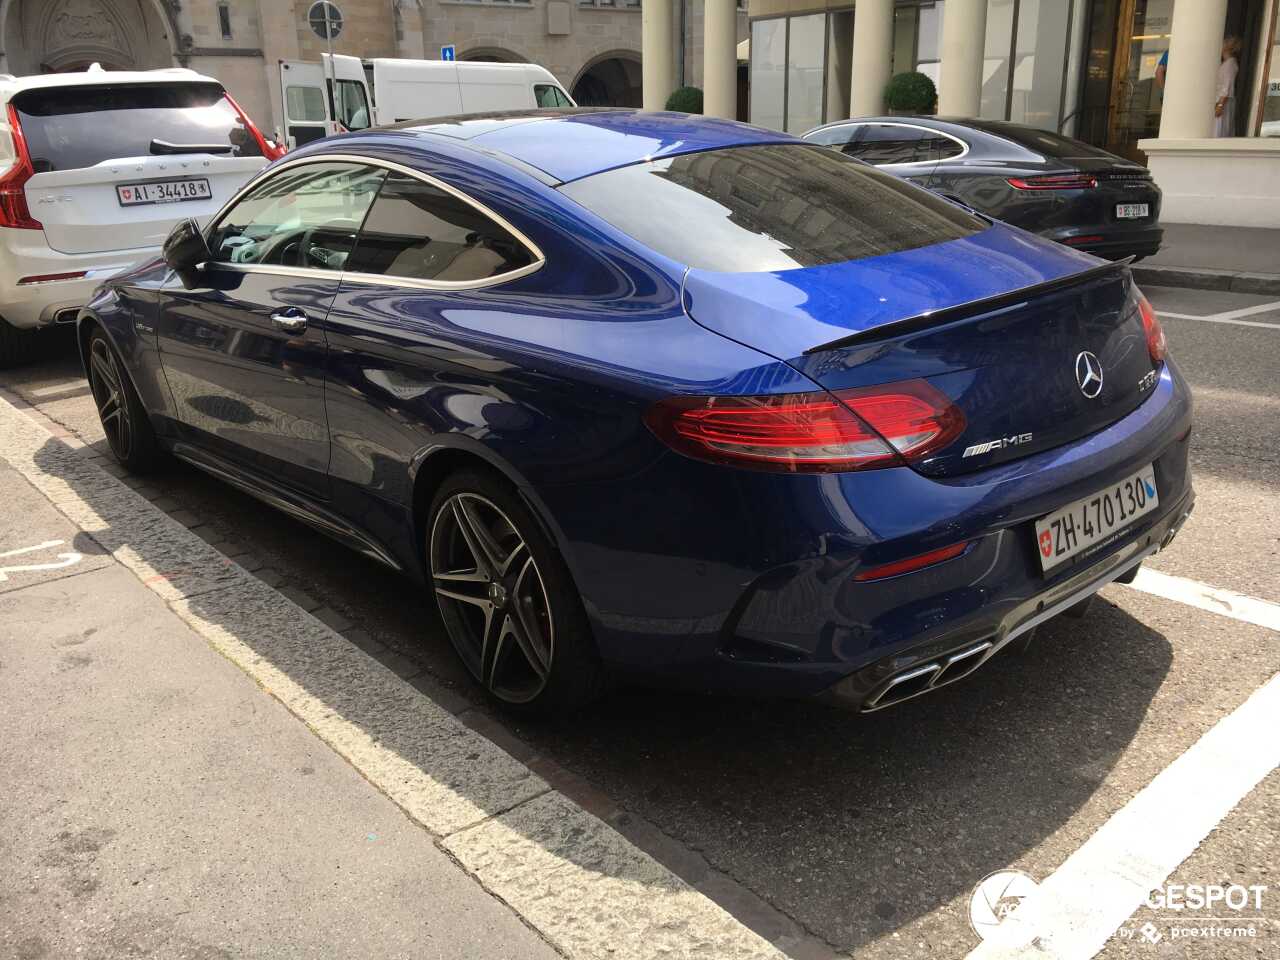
278,55,575,148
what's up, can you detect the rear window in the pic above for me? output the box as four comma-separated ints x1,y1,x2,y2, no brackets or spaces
558,144,986,273
13,82,262,173
970,122,1118,161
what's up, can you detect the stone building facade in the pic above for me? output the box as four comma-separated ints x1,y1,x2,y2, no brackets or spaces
0,0,745,143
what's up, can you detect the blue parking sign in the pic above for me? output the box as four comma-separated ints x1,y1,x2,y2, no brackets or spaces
441,45,456,62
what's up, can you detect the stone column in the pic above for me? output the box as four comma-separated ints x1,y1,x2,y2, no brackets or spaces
643,0,676,110
703,0,738,118
1159,0,1230,138
850,0,894,117
938,0,986,116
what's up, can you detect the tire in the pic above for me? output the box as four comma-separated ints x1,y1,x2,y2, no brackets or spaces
427,469,604,715
0,318,41,369
85,327,160,473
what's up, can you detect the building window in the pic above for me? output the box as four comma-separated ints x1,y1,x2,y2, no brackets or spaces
217,1,233,40
751,0,1084,135
308,1,343,40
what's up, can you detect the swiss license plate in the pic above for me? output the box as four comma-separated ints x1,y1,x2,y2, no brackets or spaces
1035,465,1159,573
116,178,212,207
1115,202,1149,219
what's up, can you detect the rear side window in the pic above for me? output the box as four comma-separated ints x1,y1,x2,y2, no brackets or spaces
13,82,263,172
346,171,536,283
559,143,986,273
929,135,965,161
535,84,573,108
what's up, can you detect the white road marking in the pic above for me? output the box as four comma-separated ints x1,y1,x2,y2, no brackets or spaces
1206,299,1280,321
1157,310,1280,331
1123,567,1280,633
1156,298,1280,330
0,538,83,581
966,670,1280,960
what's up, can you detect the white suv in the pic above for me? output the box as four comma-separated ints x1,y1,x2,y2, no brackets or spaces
0,65,281,366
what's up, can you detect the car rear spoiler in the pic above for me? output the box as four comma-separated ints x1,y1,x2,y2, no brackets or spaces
803,256,1134,355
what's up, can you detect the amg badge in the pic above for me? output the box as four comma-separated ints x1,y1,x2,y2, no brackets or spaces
962,433,1033,458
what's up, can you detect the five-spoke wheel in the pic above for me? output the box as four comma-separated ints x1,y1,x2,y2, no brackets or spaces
427,471,601,712
86,328,158,472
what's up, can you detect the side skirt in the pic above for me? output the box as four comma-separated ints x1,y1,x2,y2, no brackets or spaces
169,441,404,573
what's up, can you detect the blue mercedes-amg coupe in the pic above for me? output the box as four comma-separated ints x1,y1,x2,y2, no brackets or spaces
79,109,1193,714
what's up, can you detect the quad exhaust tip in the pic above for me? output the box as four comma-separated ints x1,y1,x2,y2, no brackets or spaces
862,640,994,712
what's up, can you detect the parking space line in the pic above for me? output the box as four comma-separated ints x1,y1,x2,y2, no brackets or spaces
1206,300,1280,322
1122,568,1280,633
967,671,1280,960
1157,310,1280,331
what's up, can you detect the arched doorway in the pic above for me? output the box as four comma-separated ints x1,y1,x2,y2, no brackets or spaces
460,47,527,64
572,54,642,107
0,0,173,76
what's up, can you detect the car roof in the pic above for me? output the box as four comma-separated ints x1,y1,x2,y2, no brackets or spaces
384,108,798,183
0,64,219,99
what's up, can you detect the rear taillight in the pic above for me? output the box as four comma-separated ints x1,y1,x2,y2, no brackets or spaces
1006,174,1098,191
0,103,41,230
644,379,965,473
224,93,286,161
1137,292,1166,363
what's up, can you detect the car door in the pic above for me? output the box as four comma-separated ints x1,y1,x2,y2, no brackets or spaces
156,160,386,498
318,168,543,515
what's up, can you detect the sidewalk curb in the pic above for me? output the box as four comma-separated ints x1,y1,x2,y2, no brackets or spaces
0,392,794,960
1133,264,1280,296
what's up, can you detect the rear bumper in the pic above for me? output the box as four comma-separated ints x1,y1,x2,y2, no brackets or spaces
823,487,1193,711
1043,224,1163,260
0,229,155,330
556,360,1194,703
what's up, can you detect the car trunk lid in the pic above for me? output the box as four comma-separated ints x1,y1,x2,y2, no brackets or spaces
12,81,268,255
682,226,1158,478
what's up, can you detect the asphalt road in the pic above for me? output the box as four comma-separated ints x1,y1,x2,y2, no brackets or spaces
3,284,1277,958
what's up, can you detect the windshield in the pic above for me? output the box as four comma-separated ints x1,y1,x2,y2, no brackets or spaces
13,82,262,172
558,143,986,272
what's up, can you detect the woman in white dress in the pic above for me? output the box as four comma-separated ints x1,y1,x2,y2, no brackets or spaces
1214,36,1243,137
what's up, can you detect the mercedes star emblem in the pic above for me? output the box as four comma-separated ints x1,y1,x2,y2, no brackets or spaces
1075,351,1104,398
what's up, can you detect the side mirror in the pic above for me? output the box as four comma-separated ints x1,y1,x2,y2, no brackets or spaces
163,218,210,279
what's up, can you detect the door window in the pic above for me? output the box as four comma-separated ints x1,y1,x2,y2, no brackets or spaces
331,78,371,130
852,125,933,165
346,172,537,284
534,84,573,108
207,162,385,271
807,124,864,156
286,85,326,122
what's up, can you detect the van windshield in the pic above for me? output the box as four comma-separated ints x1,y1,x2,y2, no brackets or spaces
559,143,987,272
12,82,262,172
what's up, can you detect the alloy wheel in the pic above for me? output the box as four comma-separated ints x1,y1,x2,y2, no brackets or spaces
88,337,132,461
429,492,555,703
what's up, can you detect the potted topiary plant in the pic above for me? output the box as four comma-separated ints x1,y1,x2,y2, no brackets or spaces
664,86,704,114
883,71,937,115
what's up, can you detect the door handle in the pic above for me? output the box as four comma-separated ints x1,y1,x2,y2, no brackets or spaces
270,307,308,334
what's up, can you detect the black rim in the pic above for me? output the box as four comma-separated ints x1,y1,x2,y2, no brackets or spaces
429,493,554,703
88,338,132,460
